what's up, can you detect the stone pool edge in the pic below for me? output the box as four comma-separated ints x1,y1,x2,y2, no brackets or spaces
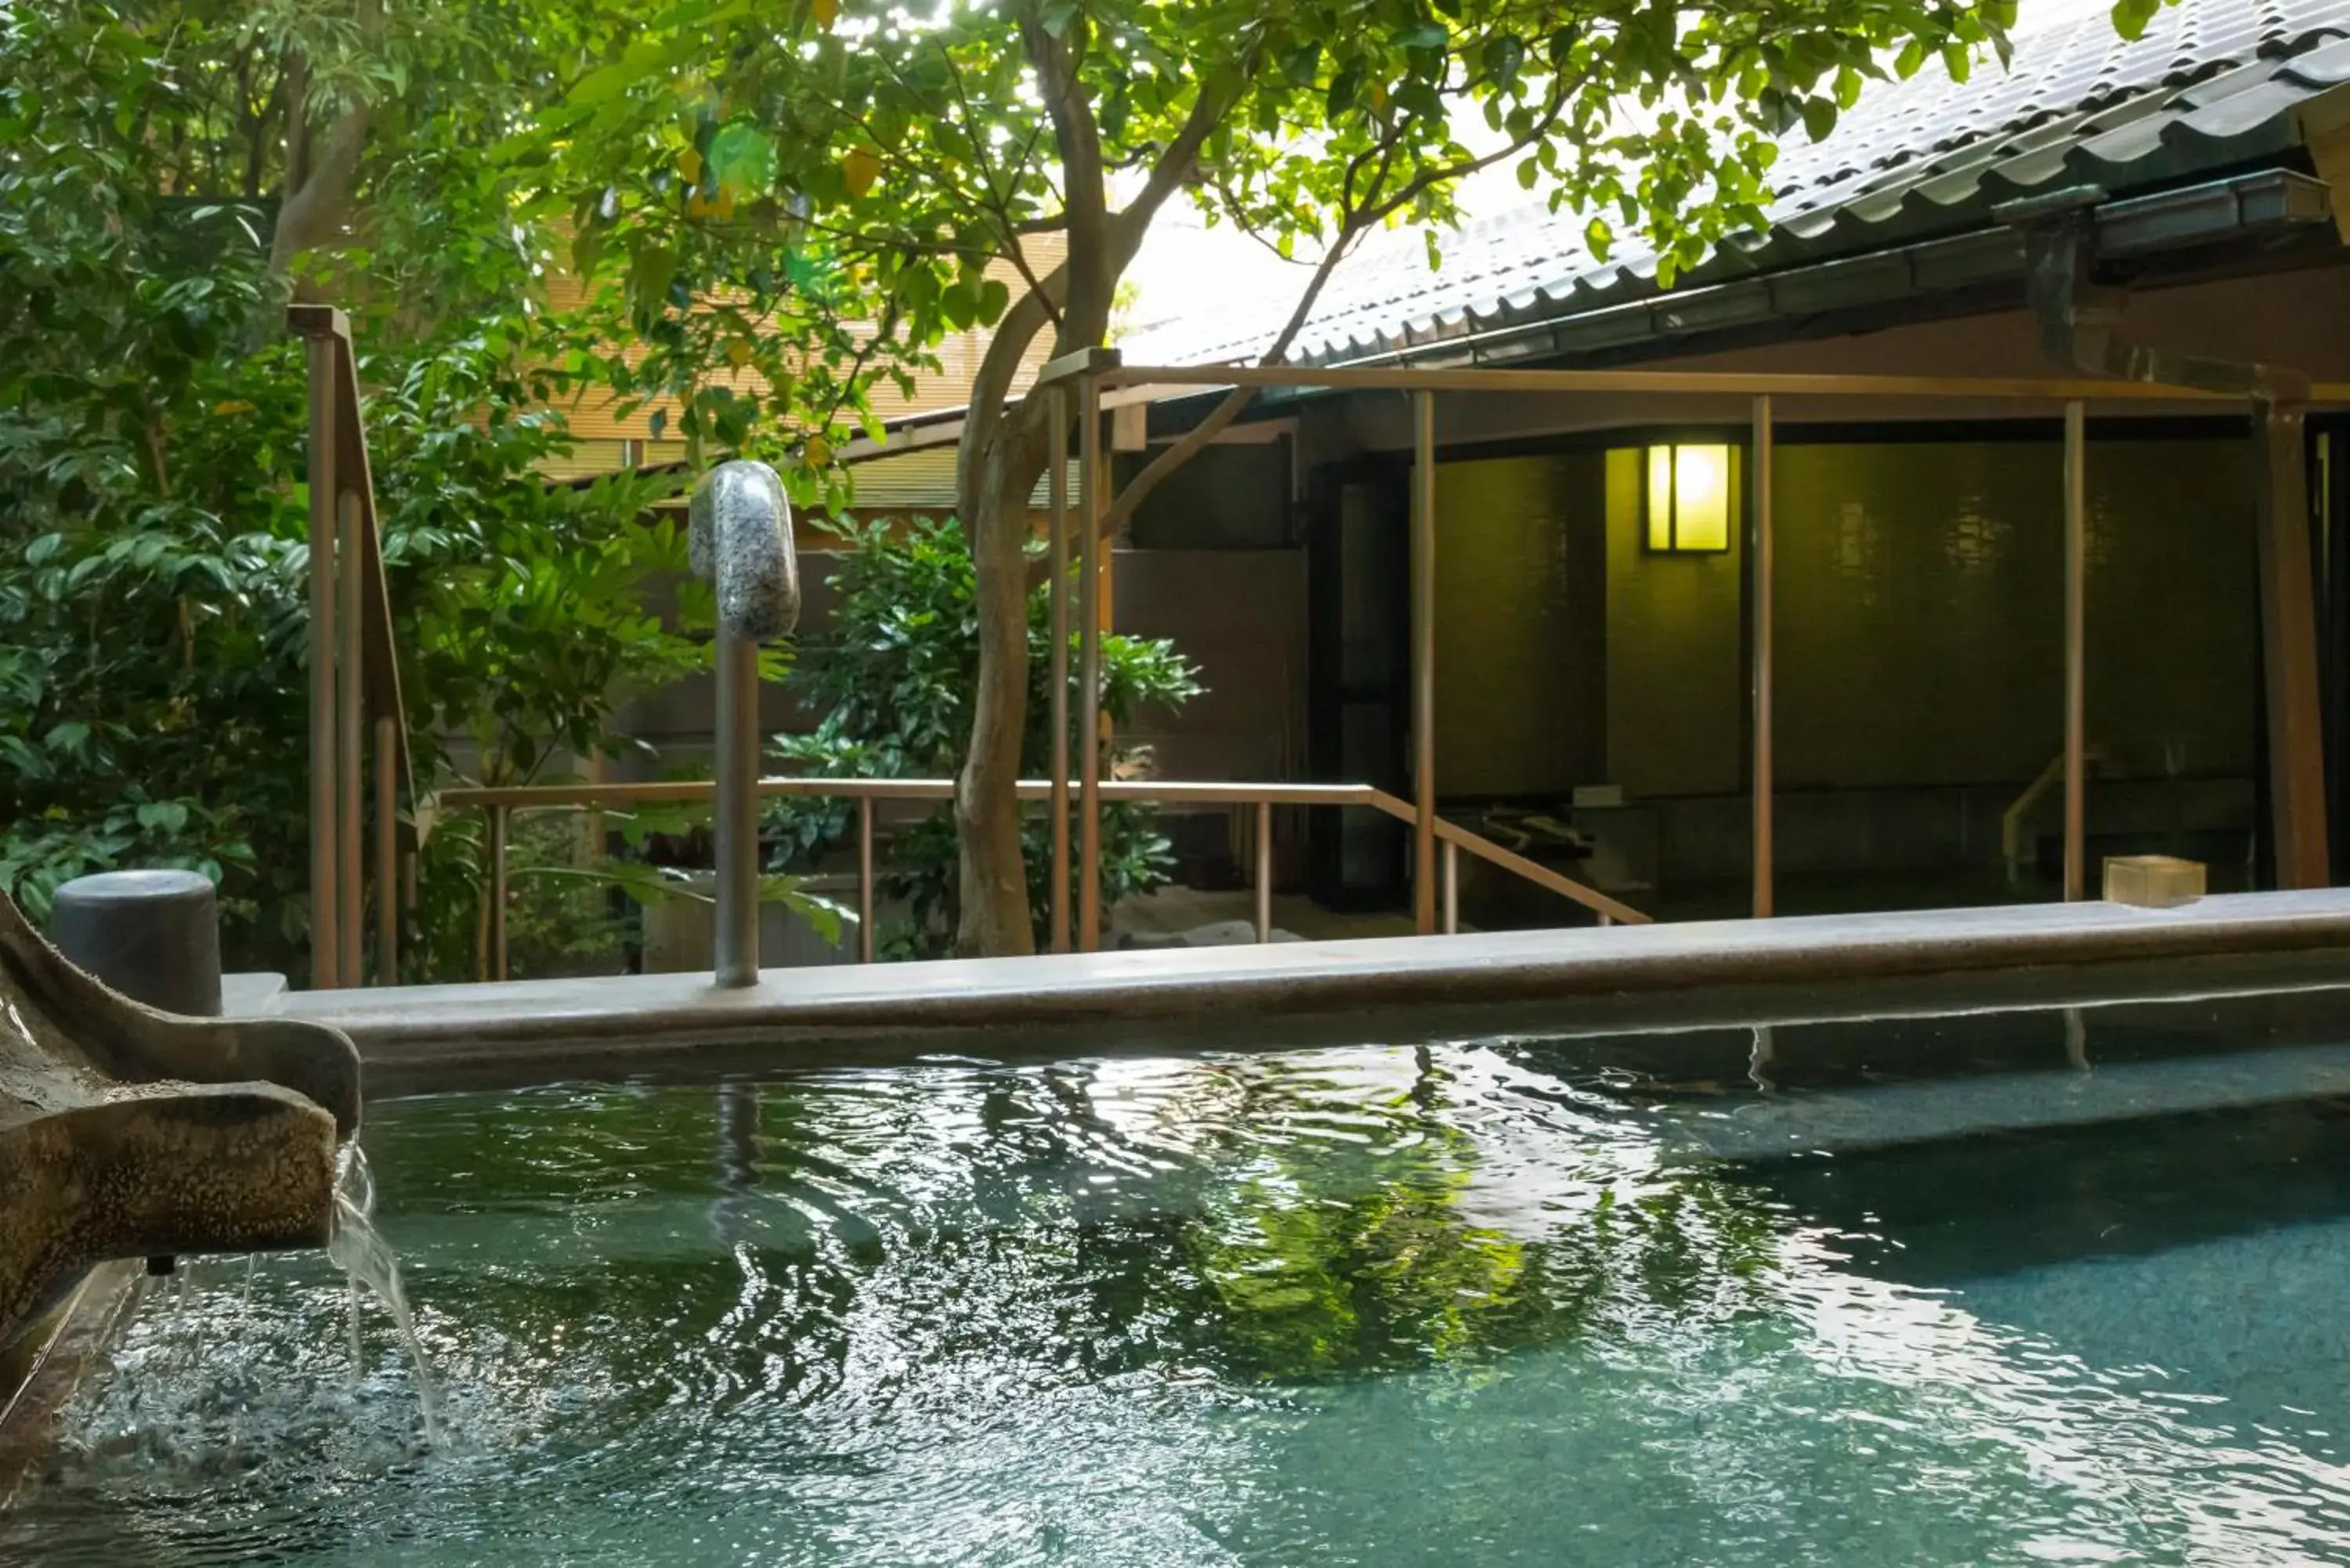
241,891,2350,1078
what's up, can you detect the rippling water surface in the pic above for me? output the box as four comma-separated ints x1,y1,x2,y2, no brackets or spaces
10,1038,2350,1565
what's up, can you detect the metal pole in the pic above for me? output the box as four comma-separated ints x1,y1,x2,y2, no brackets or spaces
713,629,762,987
336,490,364,984
858,795,876,964
2063,400,2088,902
1078,371,1104,952
1442,840,1459,936
488,804,509,982
1752,395,1775,919
374,714,396,985
305,338,338,990
1049,386,1072,953
1411,391,1437,935
1253,799,1273,945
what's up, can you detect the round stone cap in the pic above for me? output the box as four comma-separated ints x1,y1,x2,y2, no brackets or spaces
52,869,216,905
48,869,223,1018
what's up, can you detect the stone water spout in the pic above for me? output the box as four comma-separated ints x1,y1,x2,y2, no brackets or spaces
0,886,360,1364
689,459,799,988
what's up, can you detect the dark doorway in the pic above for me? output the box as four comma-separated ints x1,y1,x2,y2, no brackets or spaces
1307,458,1410,909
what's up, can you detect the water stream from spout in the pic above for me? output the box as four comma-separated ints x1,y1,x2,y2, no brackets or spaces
327,1146,444,1447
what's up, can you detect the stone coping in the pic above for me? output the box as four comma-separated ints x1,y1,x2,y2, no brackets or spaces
244,891,2350,1084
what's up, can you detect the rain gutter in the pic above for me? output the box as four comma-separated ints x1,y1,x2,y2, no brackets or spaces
1211,167,2334,408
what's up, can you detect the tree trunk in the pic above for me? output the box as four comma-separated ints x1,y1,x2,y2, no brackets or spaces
953,418,1046,957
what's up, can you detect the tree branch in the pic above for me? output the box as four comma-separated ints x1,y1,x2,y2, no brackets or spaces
956,260,1068,522
269,97,369,279
938,45,1059,330
1097,78,1578,539
1096,222,1362,539
1021,16,1112,331
1108,73,1240,261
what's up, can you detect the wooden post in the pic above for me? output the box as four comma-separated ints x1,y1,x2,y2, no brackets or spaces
858,796,877,964
1411,391,1437,935
336,490,365,980
374,714,396,985
2255,396,2332,887
1049,387,1072,953
1751,396,1775,919
304,334,339,990
488,805,510,982
1253,799,1273,945
1079,372,1104,951
2063,401,2088,901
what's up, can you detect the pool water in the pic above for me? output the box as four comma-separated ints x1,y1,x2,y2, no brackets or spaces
10,1034,2350,1565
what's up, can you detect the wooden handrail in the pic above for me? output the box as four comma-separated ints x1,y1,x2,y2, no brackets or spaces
1360,789,1648,927
290,305,414,988
441,773,1646,981
436,778,1394,810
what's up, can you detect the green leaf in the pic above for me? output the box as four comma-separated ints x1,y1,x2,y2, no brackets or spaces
706,121,776,193
1894,39,1927,79
941,279,978,331
1040,1,1079,38
1584,215,1613,261
136,801,189,834
1942,42,1973,83
1800,95,1838,142
976,277,1010,326
1394,22,1447,50
1517,156,1540,191
1480,35,1525,89
2110,0,2161,40
1325,62,1365,117
44,722,89,755
1280,42,1321,87
628,244,679,324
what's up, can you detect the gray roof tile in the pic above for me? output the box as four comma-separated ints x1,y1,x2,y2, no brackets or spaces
1125,0,2350,368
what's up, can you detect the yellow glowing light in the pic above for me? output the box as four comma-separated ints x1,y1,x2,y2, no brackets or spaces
1646,446,1674,551
1645,443,1732,553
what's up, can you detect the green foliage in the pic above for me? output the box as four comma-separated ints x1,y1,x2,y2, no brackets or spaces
0,4,713,975
770,517,1201,957
525,0,2037,396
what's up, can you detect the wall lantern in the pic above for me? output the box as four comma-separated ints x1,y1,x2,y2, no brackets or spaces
1643,443,1734,554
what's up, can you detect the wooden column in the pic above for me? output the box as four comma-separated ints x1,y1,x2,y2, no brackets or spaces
2255,396,2332,887
1048,388,1072,953
374,715,397,985
1751,396,1775,919
2063,401,2088,902
336,490,365,979
304,334,340,989
1410,391,1437,935
1078,372,1104,950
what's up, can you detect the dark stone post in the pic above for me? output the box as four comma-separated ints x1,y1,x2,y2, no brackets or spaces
45,869,223,1018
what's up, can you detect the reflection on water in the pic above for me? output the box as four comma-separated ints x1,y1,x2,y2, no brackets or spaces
9,1042,2350,1565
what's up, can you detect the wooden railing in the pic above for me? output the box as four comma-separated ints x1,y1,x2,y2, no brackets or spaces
290,305,414,988
436,776,1647,980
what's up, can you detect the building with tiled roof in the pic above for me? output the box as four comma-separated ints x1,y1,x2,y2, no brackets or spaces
610,0,2350,936
1122,0,2350,370
1083,0,2350,920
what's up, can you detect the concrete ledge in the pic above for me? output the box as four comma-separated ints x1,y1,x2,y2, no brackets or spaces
255,891,2350,1084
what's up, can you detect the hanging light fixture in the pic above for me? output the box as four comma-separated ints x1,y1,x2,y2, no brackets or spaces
1644,443,1734,554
